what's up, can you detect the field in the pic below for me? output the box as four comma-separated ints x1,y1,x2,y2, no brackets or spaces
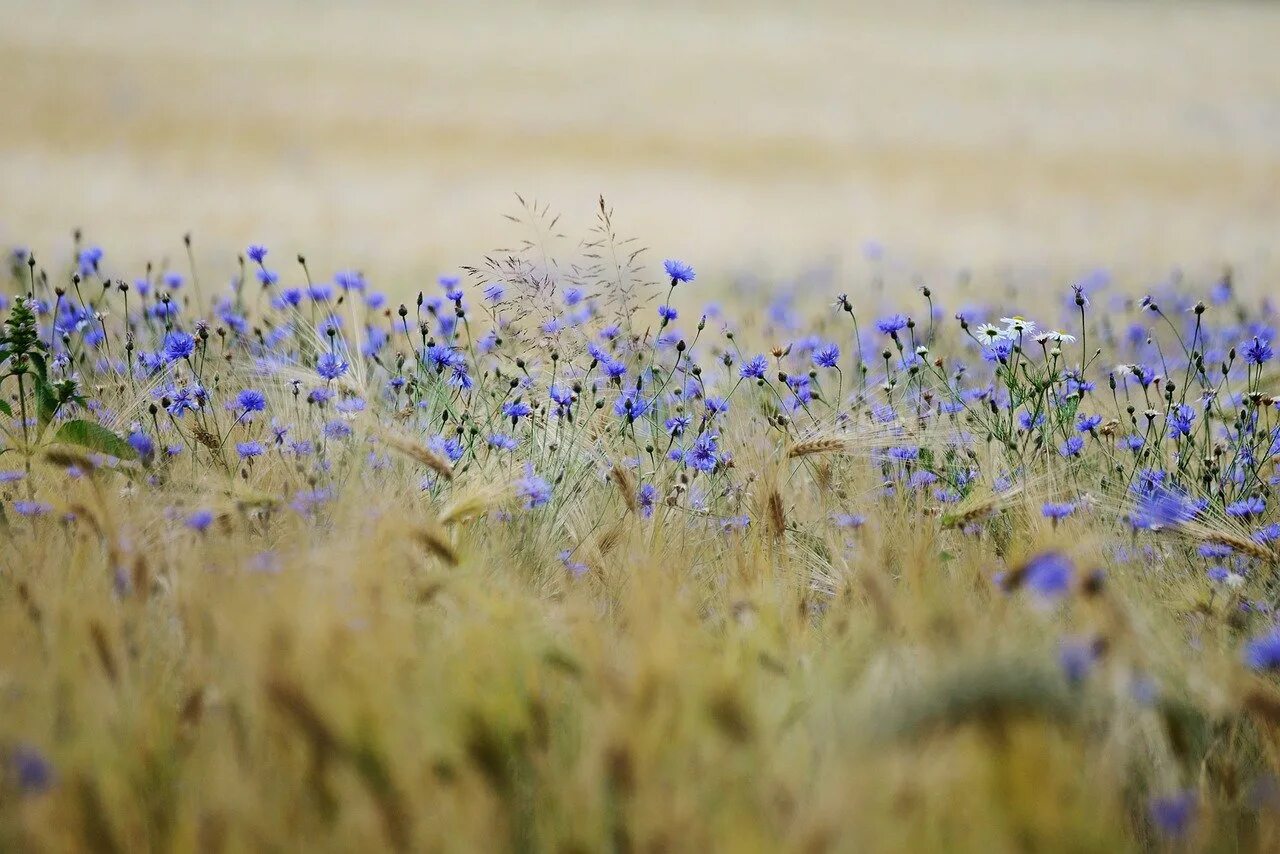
4,1,1280,851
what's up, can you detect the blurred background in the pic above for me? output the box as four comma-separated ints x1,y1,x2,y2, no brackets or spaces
2,0,1278,285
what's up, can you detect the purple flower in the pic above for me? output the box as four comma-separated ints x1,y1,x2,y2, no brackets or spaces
1148,791,1196,838
236,441,265,459
187,509,215,533
876,314,908,335
663,259,696,284
1243,336,1274,366
10,744,54,795
684,433,719,472
812,343,840,369
502,400,533,423
1245,628,1280,670
246,244,268,264
1058,436,1084,457
316,352,348,381
1041,502,1076,522
13,500,51,517
517,466,552,508
1021,550,1074,597
237,389,267,413
163,330,195,363
740,354,768,380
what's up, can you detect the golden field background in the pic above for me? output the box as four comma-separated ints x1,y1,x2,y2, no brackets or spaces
1,0,1279,281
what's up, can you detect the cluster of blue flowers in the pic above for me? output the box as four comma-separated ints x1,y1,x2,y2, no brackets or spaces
4,239,1280,686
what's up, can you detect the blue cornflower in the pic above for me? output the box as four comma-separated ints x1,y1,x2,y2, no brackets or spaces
1076,414,1103,433
1148,791,1196,839
1243,336,1274,366
602,359,628,380
246,244,268,264
637,483,657,518
1227,496,1266,519
236,441,265,459
316,352,349,381
1245,628,1280,670
163,271,184,290
658,304,678,322
559,549,588,576
684,433,719,472
323,420,352,440
1020,550,1074,597
487,434,519,451
1058,436,1085,457
10,744,54,795
887,446,919,462
237,389,267,413
665,414,692,436
1167,404,1196,438
1041,502,1077,522
740,354,768,380
163,330,195,363
1130,485,1199,530
127,430,155,461
483,283,504,302
613,389,652,421
812,343,840,369
256,268,278,287
502,400,532,423
13,500,51,517
517,466,552,508
663,259,696,283
187,509,215,533
876,314,908,335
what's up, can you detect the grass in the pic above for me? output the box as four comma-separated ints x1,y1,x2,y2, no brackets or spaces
2,199,1280,852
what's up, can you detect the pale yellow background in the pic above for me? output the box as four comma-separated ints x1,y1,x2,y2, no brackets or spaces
2,0,1278,284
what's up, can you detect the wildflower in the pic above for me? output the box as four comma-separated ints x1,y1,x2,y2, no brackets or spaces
812,343,840,369
323,420,352,440
663,259,696,284
1227,496,1265,519
10,745,54,795
1130,486,1199,530
237,389,267,413
1041,502,1077,522
832,513,865,529
559,549,588,576
1243,336,1274,366
236,441,265,459
1148,791,1197,838
1167,404,1196,438
246,244,268,264
13,501,51,517
739,354,769,380
187,509,215,533
1058,436,1084,457
487,433,518,451
684,433,719,472
127,430,155,461
162,330,195,363
316,352,349,381
637,483,657,518
1020,550,1074,597
876,314,908,335
517,466,552,508
975,322,1005,341
502,400,533,424
1076,414,1103,433
1000,316,1036,336
613,389,652,421
658,304,678,322
1244,628,1280,670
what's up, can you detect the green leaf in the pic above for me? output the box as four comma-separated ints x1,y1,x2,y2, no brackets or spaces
53,419,138,461
0,398,10,417
34,376,59,429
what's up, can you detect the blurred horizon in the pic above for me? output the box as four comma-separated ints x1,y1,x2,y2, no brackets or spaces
2,0,1279,286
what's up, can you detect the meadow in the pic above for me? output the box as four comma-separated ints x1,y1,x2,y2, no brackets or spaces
2,201,1280,851
6,1,1280,851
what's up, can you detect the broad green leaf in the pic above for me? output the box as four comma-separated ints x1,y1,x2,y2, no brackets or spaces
53,419,138,461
